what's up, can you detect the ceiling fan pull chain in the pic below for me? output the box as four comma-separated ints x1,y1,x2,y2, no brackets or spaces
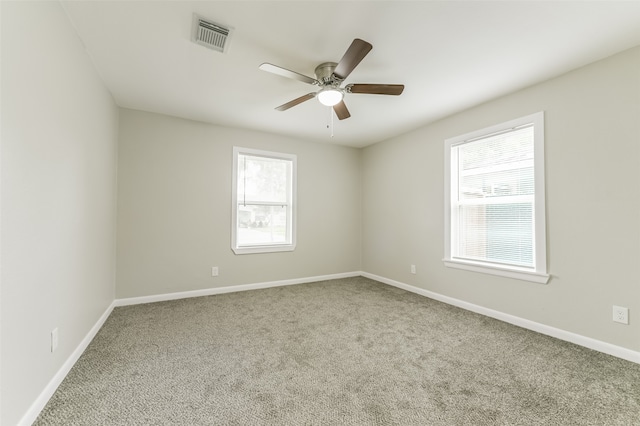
331,107,335,138
326,106,334,137
327,106,331,130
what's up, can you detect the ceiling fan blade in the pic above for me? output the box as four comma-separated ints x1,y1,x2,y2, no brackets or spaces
347,84,405,95
275,93,316,111
333,100,351,120
259,63,319,86
333,39,373,80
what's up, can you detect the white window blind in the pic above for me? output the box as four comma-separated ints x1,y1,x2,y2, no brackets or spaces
455,125,534,267
444,112,548,283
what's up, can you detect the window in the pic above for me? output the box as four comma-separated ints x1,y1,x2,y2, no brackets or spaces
444,112,548,283
232,147,296,254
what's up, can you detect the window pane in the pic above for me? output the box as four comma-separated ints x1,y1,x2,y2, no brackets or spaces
460,126,533,171
458,202,533,267
452,123,536,268
238,155,289,203
232,147,296,254
237,204,288,246
458,126,534,201
460,165,534,200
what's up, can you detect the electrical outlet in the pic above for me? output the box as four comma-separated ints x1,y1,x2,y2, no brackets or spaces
51,328,59,353
211,266,219,277
612,306,629,325
410,264,416,274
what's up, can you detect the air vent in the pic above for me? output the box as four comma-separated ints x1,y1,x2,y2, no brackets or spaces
193,15,232,53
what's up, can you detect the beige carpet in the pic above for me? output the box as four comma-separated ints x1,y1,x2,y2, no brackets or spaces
35,277,640,425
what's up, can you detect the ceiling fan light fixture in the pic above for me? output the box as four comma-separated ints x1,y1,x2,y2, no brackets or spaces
317,88,343,106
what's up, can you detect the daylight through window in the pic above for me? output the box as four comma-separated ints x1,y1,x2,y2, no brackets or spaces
444,112,548,283
232,147,296,254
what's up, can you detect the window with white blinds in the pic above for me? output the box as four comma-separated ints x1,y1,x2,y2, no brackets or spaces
444,112,549,283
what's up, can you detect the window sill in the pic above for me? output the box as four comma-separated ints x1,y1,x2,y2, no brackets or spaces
443,259,550,284
232,244,295,255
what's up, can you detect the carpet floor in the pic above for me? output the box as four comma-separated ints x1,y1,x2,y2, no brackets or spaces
35,277,640,425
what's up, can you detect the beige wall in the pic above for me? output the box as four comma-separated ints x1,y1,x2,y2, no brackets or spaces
1,2,119,424
116,109,361,298
362,46,640,352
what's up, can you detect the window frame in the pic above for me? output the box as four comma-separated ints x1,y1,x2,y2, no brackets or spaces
443,112,549,284
231,146,297,255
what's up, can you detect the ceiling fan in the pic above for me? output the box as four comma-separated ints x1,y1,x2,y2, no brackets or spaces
259,38,404,120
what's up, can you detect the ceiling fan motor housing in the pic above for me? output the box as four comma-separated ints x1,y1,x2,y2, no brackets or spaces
315,62,341,86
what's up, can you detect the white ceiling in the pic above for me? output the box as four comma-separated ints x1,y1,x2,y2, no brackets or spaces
61,1,640,148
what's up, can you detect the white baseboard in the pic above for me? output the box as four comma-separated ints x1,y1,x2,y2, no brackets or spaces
362,272,640,365
115,271,361,307
18,300,116,426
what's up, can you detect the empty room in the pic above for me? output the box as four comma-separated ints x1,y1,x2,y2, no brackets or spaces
2,1,640,425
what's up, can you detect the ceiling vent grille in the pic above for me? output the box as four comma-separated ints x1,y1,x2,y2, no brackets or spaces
193,16,232,53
